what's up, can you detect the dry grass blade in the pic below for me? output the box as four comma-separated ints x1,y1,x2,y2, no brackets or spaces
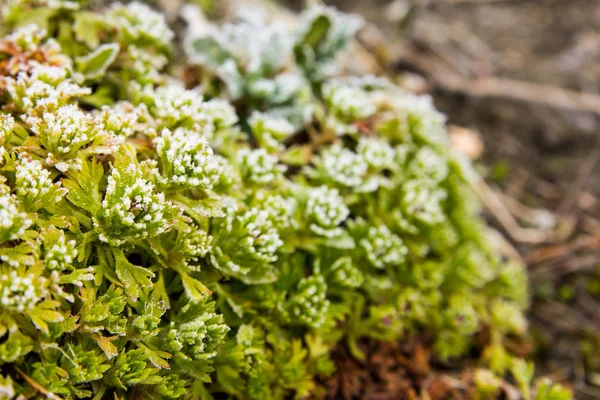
527,233,600,264
15,368,62,400
397,49,600,117
475,180,554,244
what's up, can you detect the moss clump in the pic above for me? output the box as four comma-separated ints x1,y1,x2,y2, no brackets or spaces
0,1,570,399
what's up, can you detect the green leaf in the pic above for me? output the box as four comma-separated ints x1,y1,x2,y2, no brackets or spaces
192,381,215,400
73,11,111,48
180,272,211,302
105,349,162,389
301,14,332,49
75,43,120,81
30,302,64,334
139,344,172,370
0,330,33,363
173,357,214,383
0,242,36,268
62,157,104,215
215,365,244,395
511,359,535,400
217,60,244,100
534,378,572,400
189,35,232,68
79,85,116,108
280,145,312,166
324,233,355,249
93,335,118,359
192,197,227,218
8,7,54,30
113,250,155,299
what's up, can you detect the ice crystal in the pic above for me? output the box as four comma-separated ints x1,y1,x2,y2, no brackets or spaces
306,186,349,238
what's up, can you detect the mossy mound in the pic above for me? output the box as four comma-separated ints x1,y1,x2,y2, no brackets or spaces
0,1,569,399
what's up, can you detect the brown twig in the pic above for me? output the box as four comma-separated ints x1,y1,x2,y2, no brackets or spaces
533,300,596,333
530,253,600,280
475,180,554,244
498,192,556,230
531,178,563,202
398,49,600,117
486,228,524,263
429,0,534,5
527,233,600,264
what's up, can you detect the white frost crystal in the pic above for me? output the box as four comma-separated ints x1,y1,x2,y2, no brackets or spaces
127,44,169,84
323,80,378,136
360,225,407,269
4,64,90,113
155,128,223,189
401,180,447,225
133,82,232,139
258,193,297,228
15,156,66,210
289,274,330,328
357,137,395,170
25,104,116,171
0,187,31,243
311,144,367,188
107,2,174,48
0,115,14,161
237,148,286,185
249,111,294,152
4,24,46,52
0,115,13,143
392,94,447,145
181,228,212,261
0,271,44,312
97,161,178,245
204,99,239,131
306,186,349,238
94,101,150,138
238,208,283,263
409,146,449,183
43,229,77,271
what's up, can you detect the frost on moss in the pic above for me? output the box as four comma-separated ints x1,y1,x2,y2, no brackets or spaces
0,2,569,400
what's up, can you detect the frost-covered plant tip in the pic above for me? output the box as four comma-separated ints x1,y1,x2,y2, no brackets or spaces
0,1,570,399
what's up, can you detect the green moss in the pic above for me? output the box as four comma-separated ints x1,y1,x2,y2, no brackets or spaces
0,1,571,399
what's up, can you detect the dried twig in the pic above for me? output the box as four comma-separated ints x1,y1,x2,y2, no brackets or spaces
527,233,600,264
498,192,556,230
398,49,600,117
530,253,599,280
431,0,534,5
486,227,524,263
533,300,596,333
531,178,563,202
475,180,553,244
